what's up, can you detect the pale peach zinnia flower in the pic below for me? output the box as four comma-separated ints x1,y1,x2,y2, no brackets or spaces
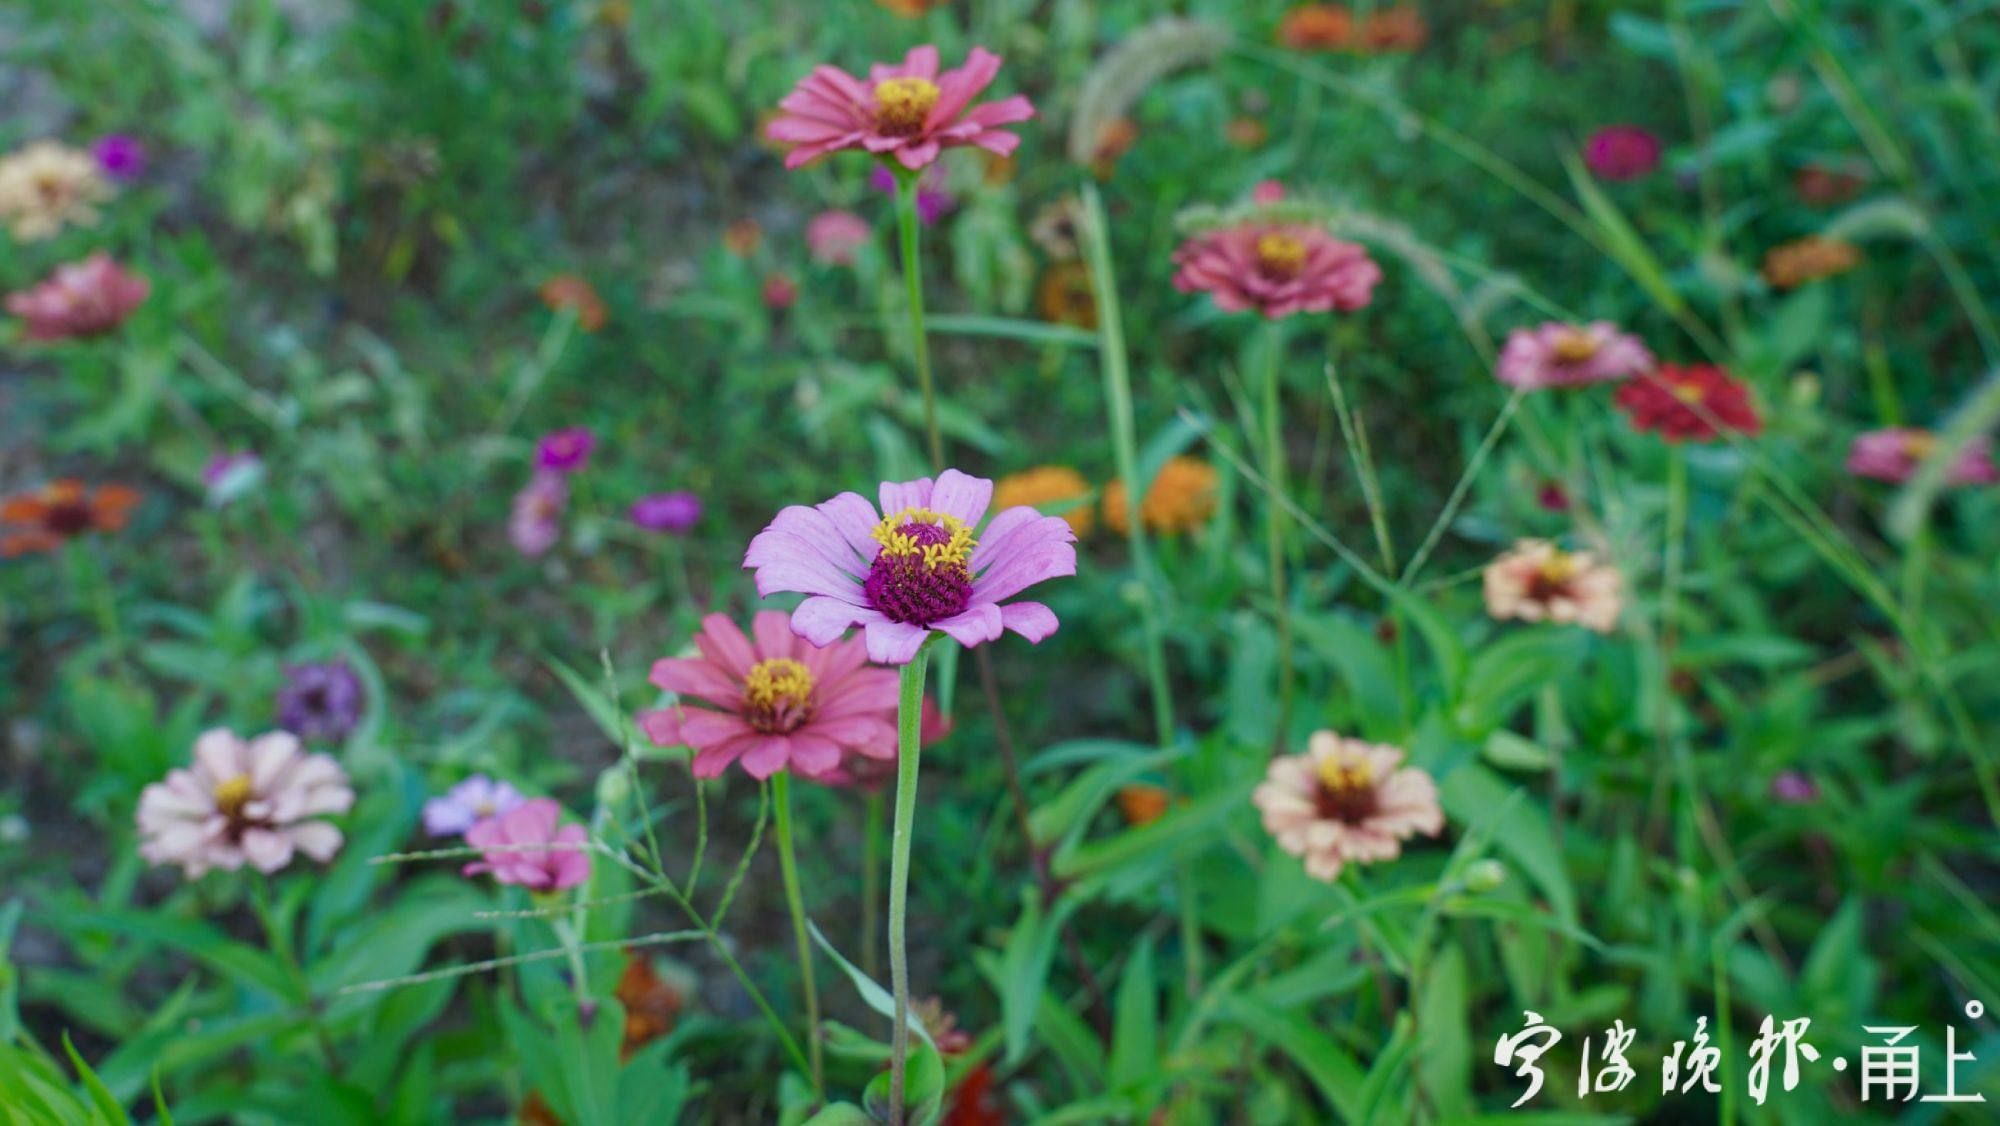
1482,539,1623,633
137,729,354,878
1254,730,1443,882
0,140,114,242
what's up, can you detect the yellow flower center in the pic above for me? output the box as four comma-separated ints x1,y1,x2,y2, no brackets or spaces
1671,381,1707,405
1539,551,1581,585
1256,232,1308,279
213,774,254,818
1550,328,1600,364
874,77,940,136
1902,431,1938,461
743,657,816,734
871,507,977,569
1313,755,1381,823
1316,757,1373,797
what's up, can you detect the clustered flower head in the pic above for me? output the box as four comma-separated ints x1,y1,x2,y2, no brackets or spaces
806,209,872,266
6,254,151,342
1761,236,1860,290
1482,539,1624,634
1614,364,1762,443
535,427,596,474
462,798,592,891
1253,730,1444,882
1846,428,1999,487
767,45,1036,172
640,611,904,779
1496,321,1654,390
510,472,567,557
1173,216,1381,320
0,479,140,557
0,140,113,241
1103,456,1219,536
631,490,703,534
1583,125,1662,181
424,774,529,837
275,659,366,744
745,469,1077,664
994,466,1094,535
137,729,354,878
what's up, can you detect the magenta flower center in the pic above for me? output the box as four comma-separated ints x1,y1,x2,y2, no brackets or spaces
743,657,816,734
1256,232,1308,280
874,77,940,137
865,507,977,627
1313,758,1379,824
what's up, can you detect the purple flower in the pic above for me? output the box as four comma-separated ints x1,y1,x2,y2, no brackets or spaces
275,660,365,743
744,468,1077,665
870,164,955,224
1583,126,1661,181
510,472,567,557
534,427,596,474
1769,771,1820,805
1846,428,1998,487
202,451,264,507
631,491,702,534
462,798,591,891
91,135,147,182
423,775,529,837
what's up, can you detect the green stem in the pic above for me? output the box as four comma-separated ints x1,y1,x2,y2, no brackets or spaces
862,790,884,981
772,772,824,1095
251,875,343,1077
887,646,931,1125
1261,323,1295,741
896,173,945,469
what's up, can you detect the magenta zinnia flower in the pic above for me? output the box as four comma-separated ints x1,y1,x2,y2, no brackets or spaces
807,209,873,265
1583,125,1661,181
1496,321,1654,389
1172,222,1381,319
631,490,703,533
745,469,1077,664
463,798,591,891
639,611,900,779
766,45,1036,172
535,427,596,474
510,472,567,557
1846,428,1998,487
137,729,354,878
6,253,150,341
92,135,147,182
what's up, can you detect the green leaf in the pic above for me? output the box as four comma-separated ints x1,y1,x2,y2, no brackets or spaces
1053,776,1256,886
924,313,1098,349
1482,730,1555,772
807,922,933,1047
1439,766,1577,924
1217,994,1365,1120
863,1037,944,1126
998,891,1077,1065
61,1033,128,1125
1108,938,1158,1090
800,1104,873,1126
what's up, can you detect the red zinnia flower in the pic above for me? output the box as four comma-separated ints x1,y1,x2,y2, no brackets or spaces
1613,365,1762,443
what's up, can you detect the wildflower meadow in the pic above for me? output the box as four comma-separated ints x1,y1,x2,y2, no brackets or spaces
7,1,2000,1122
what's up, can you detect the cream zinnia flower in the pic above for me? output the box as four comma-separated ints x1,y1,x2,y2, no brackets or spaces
1253,731,1444,881
136,729,354,878
1482,539,1623,634
0,141,113,242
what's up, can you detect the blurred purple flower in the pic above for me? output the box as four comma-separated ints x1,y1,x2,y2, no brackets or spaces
202,451,264,507
630,491,702,534
423,775,528,837
91,135,147,182
510,472,567,557
276,660,365,743
1583,126,1661,181
1769,771,1820,805
535,427,596,474
870,164,954,224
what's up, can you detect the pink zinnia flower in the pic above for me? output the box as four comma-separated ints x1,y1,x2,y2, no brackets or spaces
762,273,798,310
766,45,1036,172
510,472,566,557
137,729,354,878
639,611,900,779
811,699,953,791
1482,539,1623,634
807,209,873,265
535,427,596,474
1496,321,1655,390
744,468,1077,665
1583,125,1661,181
1253,730,1444,882
462,798,591,891
1846,428,1998,487
1172,222,1382,319
6,253,150,341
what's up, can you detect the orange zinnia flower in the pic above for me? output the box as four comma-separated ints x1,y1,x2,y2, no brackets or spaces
1,480,140,557
538,275,607,333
